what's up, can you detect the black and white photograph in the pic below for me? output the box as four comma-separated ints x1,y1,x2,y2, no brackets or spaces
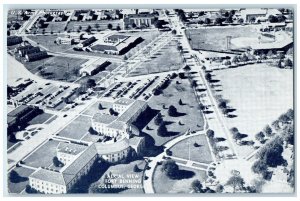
3,3,296,197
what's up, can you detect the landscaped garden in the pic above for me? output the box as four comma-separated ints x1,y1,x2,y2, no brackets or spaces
135,75,205,146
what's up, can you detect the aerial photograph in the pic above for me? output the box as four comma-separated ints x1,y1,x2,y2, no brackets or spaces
5,7,294,195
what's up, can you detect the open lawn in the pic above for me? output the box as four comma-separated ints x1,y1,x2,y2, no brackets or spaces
8,166,34,194
213,64,293,157
36,56,88,82
186,26,260,51
23,139,61,169
128,40,183,76
58,115,91,140
94,160,146,194
27,34,72,52
27,112,54,125
153,165,207,193
169,134,213,164
136,77,204,146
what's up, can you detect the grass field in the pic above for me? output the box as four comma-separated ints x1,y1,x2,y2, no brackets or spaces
169,135,213,164
23,139,61,169
213,64,293,157
8,166,34,194
58,115,91,140
128,40,183,76
186,26,260,51
37,56,88,82
153,165,207,193
27,113,54,125
138,77,205,146
27,34,72,52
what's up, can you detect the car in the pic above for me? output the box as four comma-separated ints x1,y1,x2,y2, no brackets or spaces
63,114,68,117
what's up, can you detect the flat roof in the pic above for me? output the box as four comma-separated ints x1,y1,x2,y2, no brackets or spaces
114,98,134,106
57,142,86,156
92,113,118,124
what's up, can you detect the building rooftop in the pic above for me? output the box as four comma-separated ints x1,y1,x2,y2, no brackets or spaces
117,100,147,123
95,138,129,155
29,167,65,186
129,136,144,147
92,113,118,124
57,142,86,156
106,34,130,41
8,105,33,117
61,144,97,185
80,58,108,73
114,98,135,106
107,120,127,130
126,13,155,18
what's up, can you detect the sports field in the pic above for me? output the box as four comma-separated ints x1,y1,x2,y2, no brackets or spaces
213,64,293,157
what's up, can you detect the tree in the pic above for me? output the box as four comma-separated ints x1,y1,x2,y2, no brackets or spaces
154,112,163,126
232,56,239,63
284,58,293,68
89,127,98,135
226,175,245,193
252,160,268,174
238,18,244,24
215,184,224,193
205,72,212,82
183,65,191,75
171,29,177,35
116,25,121,31
53,156,63,167
107,23,113,30
161,159,179,179
191,179,204,193
241,54,249,62
286,109,294,120
86,79,96,88
178,99,183,105
157,122,168,137
267,50,274,58
263,125,273,137
204,18,211,25
214,17,223,25
25,185,38,194
286,47,293,55
9,170,21,183
206,129,215,139
277,59,283,68
168,105,177,117
271,120,281,131
278,113,290,124
268,15,278,23
255,131,265,142
133,164,140,172
132,23,137,28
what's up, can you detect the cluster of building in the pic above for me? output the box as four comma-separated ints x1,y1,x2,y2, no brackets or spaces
90,34,142,55
7,105,41,133
25,97,148,194
7,36,23,46
14,44,48,62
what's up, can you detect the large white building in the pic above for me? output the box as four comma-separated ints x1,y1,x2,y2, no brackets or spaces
29,143,98,194
92,98,148,138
